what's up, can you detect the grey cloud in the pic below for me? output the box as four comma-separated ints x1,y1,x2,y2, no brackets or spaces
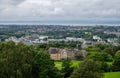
0,0,25,13
0,0,25,5
0,0,120,20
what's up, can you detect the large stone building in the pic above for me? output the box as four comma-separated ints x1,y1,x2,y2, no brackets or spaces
49,47,87,61
48,48,62,60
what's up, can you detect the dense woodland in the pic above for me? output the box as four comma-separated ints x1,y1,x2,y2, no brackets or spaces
0,41,120,78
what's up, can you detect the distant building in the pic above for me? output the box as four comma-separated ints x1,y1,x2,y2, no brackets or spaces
66,37,84,42
61,48,75,59
5,36,20,43
93,35,101,41
49,47,87,61
39,36,48,40
49,48,62,60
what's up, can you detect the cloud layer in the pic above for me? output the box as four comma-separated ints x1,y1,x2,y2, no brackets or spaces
0,0,120,23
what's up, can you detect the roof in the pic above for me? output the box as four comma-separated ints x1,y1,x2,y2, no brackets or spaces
49,48,60,54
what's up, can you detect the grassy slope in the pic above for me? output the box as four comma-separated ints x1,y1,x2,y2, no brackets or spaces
104,72,120,78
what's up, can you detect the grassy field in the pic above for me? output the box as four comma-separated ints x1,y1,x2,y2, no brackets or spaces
55,61,120,78
104,72,120,78
55,61,112,69
55,61,81,70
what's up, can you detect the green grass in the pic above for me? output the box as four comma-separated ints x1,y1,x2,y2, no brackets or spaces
55,61,120,78
55,62,62,70
55,61,112,70
104,72,120,78
55,61,81,70
107,62,112,65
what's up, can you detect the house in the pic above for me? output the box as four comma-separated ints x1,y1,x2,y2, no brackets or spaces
49,47,87,61
49,47,62,60
61,48,75,59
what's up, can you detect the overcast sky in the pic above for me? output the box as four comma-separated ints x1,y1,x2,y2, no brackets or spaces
0,0,120,24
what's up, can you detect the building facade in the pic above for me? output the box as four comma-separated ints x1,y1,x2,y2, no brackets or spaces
49,47,87,61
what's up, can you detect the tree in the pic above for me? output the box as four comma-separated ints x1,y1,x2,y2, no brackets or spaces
100,52,113,62
103,46,116,57
112,50,120,71
32,49,62,78
0,41,33,78
71,59,103,78
75,54,84,60
61,58,74,78
87,52,112,62
36,44,48,50
0,41,63,78
100,62,110,72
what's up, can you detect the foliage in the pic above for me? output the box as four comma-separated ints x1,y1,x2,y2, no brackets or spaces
75,54,84,60
100,62,111,72
36,41,81,50
0,41,62,78
87,52,112,62
0,41,33,78
71,59,104,78
85,44,120,57
48,41,78,48
61,58,74,78
111,50,120,71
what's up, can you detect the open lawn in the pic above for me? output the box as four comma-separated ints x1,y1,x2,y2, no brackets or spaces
55,61,112,70
55,61,81,70
104,72,120,78
55,61,120,78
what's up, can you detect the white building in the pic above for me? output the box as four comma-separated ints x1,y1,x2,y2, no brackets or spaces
39,36,48,40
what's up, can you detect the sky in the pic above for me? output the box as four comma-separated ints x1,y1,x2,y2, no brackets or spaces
0,0,120,24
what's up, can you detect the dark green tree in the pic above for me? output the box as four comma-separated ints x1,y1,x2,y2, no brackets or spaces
0,41,63,78
32,49,62,78
100,62,110,72
0,41,33,78
61,58,74,78
75,54,84,60
87,52,112,62
71,59,103,78
112,50,120,71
